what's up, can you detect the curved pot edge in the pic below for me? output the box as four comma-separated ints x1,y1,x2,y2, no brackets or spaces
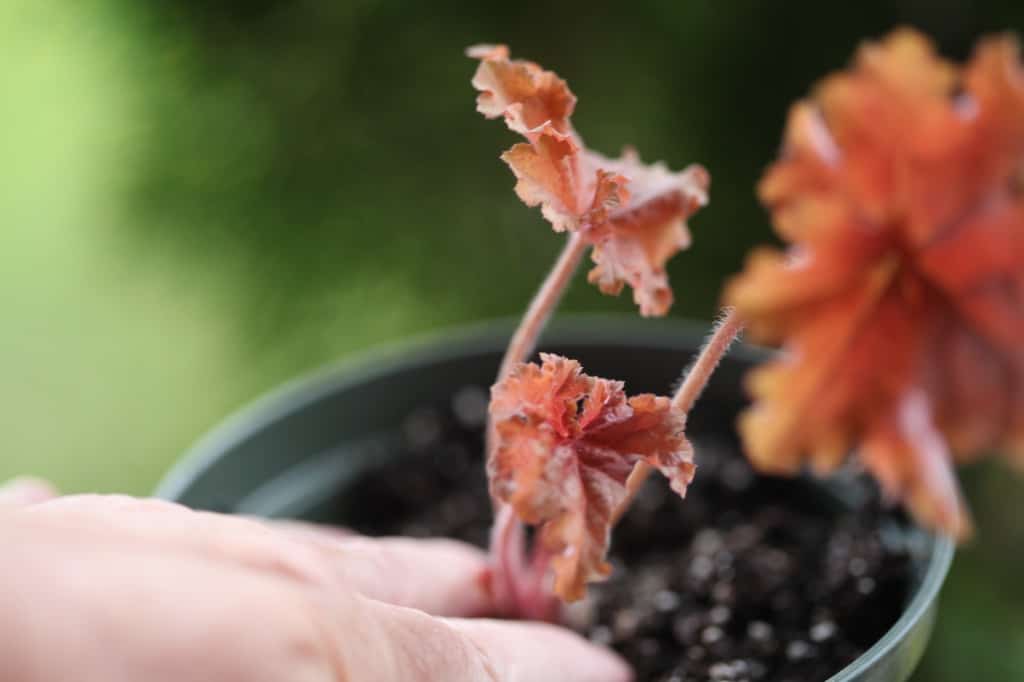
829,536,954,681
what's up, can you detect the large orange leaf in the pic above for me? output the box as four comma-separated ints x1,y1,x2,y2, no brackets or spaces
489,354,693,601
725,29,1024,539
469,45,709,316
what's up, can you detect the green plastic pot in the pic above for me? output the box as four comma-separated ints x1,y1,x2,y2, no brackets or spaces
156,316,953,682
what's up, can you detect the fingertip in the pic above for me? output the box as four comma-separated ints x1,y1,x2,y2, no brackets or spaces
0,477,58,507
446,618,633,682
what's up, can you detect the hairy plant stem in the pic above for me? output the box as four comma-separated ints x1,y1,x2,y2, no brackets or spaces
613,308,744,525
672,307,745,415
488,231,588,619
496,231,589,381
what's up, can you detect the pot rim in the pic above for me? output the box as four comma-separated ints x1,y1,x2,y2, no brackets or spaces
157,314,770,502
156,314,954,682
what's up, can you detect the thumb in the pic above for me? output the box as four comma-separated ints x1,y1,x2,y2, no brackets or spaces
0,477,57,507
327,592,632,682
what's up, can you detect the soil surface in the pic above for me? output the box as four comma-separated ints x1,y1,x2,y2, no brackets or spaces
340,386,916,682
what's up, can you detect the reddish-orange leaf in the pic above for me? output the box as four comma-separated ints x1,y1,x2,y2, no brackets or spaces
725,29,1024,540
469,45,709,316
489,354,693,601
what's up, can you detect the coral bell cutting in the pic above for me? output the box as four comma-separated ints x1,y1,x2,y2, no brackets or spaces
489,354,694,602
726,29,1024,539
468,44,724,614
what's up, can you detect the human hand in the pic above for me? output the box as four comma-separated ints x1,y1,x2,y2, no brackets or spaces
0,478,630,682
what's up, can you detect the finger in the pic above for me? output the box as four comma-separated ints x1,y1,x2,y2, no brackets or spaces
259,517,491,615
21,496,493,616
0,477,57,507
308,536,491,616
447,618,632,682
18,495,340,585
325,595,633,682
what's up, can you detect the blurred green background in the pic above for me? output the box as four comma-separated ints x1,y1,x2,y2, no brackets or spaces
2,0,1023,679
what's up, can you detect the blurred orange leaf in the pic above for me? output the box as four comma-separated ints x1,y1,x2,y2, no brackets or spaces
489,354,693,601
726,29,1024,539
469,45,709,316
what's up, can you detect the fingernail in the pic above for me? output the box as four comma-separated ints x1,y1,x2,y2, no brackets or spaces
0,477,57,506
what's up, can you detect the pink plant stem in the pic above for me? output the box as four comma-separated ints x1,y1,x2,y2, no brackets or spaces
520,543,561,622
489,504,525,615
496,231,588,381
488,231,588,616
613,308,744,524
672,307,744,415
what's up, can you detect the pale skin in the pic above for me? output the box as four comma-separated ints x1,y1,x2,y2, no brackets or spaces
0,478,630,682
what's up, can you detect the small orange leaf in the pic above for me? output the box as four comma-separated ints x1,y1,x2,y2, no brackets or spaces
489,354,693,601
726,29,1024,540
586,150,708,316
469,45,709,316
500,131,587,233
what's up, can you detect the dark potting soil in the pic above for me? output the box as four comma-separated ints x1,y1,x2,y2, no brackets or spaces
339,386,916,682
